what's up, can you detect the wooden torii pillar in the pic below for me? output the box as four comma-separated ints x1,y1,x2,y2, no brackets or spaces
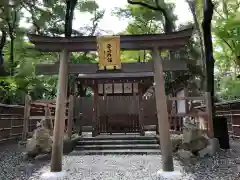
152,48,174,171
50,49,69,172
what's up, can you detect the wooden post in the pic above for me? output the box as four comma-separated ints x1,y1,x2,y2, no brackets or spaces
44,104,52,129
103,84,107,133
92,82,99,137
49,107,54,130
44,105,48,118
156,118,160,135
67,95,74,138
96,85,100,134
50,49,69,172
138,90,144,136
152,48,174,171
22,95,31,141
184,88,189,114
205,92,214,138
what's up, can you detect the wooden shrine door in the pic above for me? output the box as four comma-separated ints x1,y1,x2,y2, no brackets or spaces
97,96,141,134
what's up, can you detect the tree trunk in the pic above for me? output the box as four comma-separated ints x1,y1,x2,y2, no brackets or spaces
202,0,215,130
0,30,7,76
186,0,205,70
0,30,6,66
7,9,17,76
65,0,77,96
9,35,14,76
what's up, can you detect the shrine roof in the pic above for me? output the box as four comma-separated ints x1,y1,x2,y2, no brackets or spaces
28,27,193,52
77,71,153,79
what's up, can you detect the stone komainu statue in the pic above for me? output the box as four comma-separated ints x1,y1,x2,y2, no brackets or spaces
26,118,53,158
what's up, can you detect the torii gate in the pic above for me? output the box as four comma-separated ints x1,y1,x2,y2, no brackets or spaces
28,27,193,177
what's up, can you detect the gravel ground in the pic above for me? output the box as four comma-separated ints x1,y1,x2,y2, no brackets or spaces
0,140,240,180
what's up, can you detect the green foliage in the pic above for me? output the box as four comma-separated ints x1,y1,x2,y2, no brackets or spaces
114,0,177,63
212,0,240,100
216,76,240,100
0,0,103,104
0,0,239,103
115,0,177,34
77,0,99,13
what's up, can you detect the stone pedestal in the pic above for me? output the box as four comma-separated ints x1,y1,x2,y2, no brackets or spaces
63,139,75,154
157,170,182,180
208,138,220,155
41,171,67,180
198,138,220,157
177,149,194,159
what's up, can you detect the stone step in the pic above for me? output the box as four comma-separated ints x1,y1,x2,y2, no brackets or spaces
79,135,156,141
76,139,158,145
70,149,161,155
75,144,160,150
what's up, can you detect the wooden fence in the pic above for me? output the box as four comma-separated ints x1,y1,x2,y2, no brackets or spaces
1,94,240,144
0,95,73,144
0,103,24,143
23,97,72,140
74,95,210,135
196,100,240,138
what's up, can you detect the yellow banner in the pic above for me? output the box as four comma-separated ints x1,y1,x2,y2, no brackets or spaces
97,36,121,70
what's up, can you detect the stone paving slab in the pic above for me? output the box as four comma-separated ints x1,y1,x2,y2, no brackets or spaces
70,149,161,155
76,144,160,149
76,139,158,145
81,135,156,140
81,131,156,138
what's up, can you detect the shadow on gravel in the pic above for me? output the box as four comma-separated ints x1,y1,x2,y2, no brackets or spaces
0,143,50,180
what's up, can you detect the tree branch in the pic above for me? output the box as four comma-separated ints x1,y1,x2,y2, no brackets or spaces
219,37,234,54
127,0,173,32
79,10,105,58
22,1,54,16
21,3,41,34
127,0,159,10
213,8,225,19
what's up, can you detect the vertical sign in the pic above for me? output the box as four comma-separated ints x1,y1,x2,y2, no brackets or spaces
176,89,186,113
97,36,121,70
